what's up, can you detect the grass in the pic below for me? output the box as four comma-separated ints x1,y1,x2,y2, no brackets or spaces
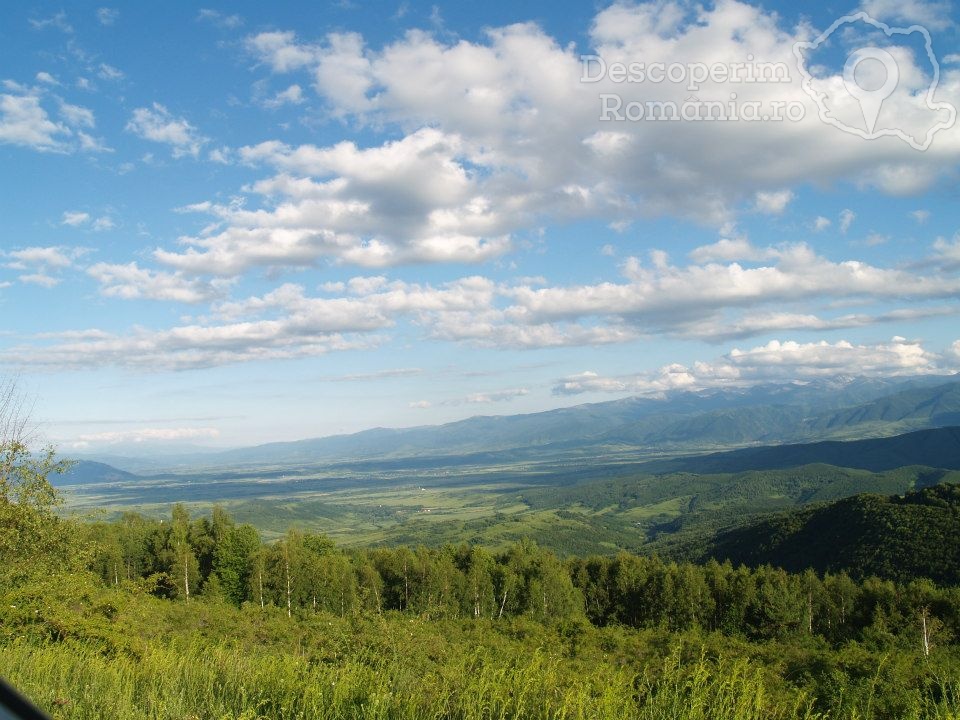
0,639,822,720
8,635,959,720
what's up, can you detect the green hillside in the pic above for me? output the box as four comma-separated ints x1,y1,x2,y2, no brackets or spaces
643,426,960,475
678,484,960,584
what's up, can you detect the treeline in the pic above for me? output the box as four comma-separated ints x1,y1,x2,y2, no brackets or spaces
85,504,960,651
679,483,960,585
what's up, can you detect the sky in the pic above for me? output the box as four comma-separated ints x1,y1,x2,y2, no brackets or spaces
1,0,959,452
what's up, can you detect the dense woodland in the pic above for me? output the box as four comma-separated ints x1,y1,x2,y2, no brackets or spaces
81,501,960,649
3,440,960,718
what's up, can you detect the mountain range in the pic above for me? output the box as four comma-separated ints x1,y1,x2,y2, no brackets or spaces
74,374,960,474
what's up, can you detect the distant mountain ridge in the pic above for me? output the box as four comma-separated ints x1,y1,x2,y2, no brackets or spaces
79,375,960,473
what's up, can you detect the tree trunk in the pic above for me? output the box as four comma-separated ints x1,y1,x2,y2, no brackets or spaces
921,608,931,657
284,548,292,618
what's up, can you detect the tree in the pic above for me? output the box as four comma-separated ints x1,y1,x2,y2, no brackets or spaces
164,504,200,600
0,376,33,449
0,377,81,585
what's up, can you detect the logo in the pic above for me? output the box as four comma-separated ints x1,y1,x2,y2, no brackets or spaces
794,12,956,151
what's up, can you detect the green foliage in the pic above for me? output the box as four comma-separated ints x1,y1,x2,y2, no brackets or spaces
680,484,960,585
5,446,960,719
0,442,82,584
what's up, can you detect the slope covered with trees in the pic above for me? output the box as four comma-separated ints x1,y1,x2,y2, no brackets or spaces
679,484,960,584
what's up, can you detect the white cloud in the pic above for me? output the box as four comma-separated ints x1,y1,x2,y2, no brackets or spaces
151,4,960,283
860,0,954,30
96,8,119,26
198,9,243,29
59,102,95,128
6,246,79,269
553,337,956,396
243,4,960,229
331,368,423,382
87,262,224,303
62,211,91,227
463,388,529,404
839,209,856,233
126,103,207,158
911,209,931,224
157,128,512,272
754,189,794,215
4,245,87,288
208,147,233,164
0,91,69,151
29,12,73,33
502,243,960,341
246,31,317,72
18,273,61,288
262,84,305,108
61,212,114,230
813,216,831,232
76,427,220,445
23,236,960,370
688,237,777,263
98,64,124,81
933,234,960,268
92,216,115,232
35,72,58,85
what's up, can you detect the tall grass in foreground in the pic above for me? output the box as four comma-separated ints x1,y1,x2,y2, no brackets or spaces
1,640,957,720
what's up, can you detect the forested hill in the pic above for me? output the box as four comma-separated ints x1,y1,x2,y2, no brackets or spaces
57,460,138,485
643,425,960,475
682,483,960,584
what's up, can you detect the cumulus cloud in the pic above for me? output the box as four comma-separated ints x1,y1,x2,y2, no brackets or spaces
18,273,61,288
87,262,226,303
14,237,960,369
126,103,207,158
860,0,954,30
687,237,777,263
157,128,512,272
754,190,794,215
933,234,960,268
6,246,78,269
61,211,114,230
261,84,305,108
501,243,960,341
246,31,317,71
138,2,960,287
62,211,90,227
0,86,108,154
553,337,957,396
0,90,70,151
235,1,960,234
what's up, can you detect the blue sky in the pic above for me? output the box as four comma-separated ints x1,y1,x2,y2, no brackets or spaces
1,0,959,451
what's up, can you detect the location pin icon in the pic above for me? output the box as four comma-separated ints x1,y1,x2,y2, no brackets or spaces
842,47,900,134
